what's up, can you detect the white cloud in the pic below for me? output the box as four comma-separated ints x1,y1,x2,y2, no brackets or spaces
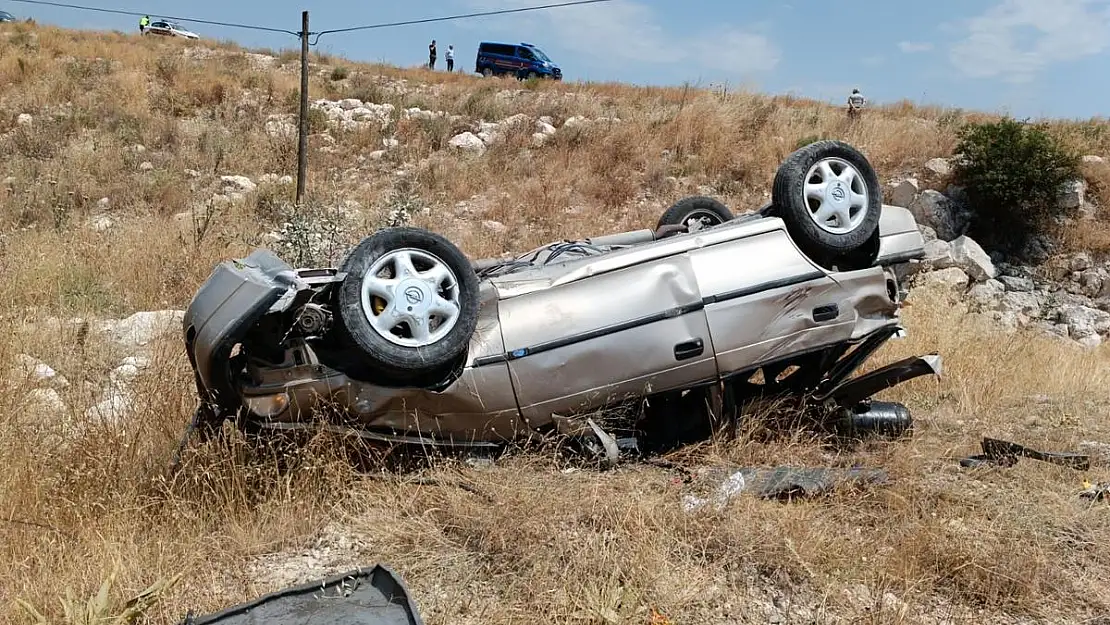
949,0,1110,83
459,0,780,75
898,41,933,53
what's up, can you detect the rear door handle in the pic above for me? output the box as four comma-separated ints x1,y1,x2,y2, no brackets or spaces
674,338,704,361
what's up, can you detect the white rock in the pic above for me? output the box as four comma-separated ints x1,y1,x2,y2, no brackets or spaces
948,236,997,282
220,175,257,193
535,120,557,136
908,190,970,241
1057,304,1110,339
382,138,399,148
999,275,1034,292
1058,179,1087,210
85,386,134,424
918,267,970,291
563,116,589,128
531,132,551,147
121,356,151,369
14,354,68,387
368,150,386,160
922,239,953,268
482,220,507,233
500,113,531,128
1083,155,1105,165
138,161,154,171
27,388,66,418
539,116,554,125
1078,335,1103,348
16,113,32,126
889,178,919,208
924,158,951,177
1000,291,1043,317
280,175,293,185
89,214,115,232
1070,252,1092,272
110,363,141,382
967,279,1005,310
448,132,486,153
918,224,937,242
338,98,363,110
97,310,185,348
97,197,111,208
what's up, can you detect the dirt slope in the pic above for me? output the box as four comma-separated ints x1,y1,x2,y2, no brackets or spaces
4,21,1110,625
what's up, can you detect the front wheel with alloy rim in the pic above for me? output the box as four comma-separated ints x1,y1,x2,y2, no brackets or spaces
656,196,734,232
771,140,882,264
335,227,480,387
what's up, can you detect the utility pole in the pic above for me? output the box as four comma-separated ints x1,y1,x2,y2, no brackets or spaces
295,10,309,206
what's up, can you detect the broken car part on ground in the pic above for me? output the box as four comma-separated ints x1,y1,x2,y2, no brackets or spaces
179,564,425,625
179,140,941,463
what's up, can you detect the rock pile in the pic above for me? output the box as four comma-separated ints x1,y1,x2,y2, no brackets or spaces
896,156,1110,347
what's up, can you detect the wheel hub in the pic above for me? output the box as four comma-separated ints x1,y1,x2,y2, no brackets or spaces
359,248,461,348
397,279,433,317
802,157,869,235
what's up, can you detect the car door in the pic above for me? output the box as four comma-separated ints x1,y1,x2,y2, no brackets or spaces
686,226,857,377
497,253,718,424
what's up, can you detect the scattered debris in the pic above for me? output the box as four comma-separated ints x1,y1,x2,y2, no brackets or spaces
958,437,1090,470
178,565,426,625
682,466,890,511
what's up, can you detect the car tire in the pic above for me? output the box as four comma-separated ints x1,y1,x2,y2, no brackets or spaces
771,140,882,263
656,196,734,232
335,227,480,387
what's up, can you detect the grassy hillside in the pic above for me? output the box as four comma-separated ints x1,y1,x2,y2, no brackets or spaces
4,21,1110,625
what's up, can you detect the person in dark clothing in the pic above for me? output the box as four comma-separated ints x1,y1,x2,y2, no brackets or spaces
428,40,437,69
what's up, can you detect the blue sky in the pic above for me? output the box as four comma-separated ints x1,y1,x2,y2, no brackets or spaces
7,0,1110,120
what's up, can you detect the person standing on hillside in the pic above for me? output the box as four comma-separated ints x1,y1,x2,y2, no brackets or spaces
428,40,437,70
446,45,455,72
847,88,866,119
139,15,149,34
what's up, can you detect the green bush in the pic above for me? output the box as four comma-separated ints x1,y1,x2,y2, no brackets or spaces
952,117,1081,257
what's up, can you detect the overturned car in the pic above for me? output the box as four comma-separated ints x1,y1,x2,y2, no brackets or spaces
181,140,940,462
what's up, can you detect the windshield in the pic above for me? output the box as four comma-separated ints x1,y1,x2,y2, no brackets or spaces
529,47,552,63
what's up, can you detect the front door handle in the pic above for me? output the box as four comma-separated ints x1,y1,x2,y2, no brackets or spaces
674,338,705,361
813,303,840,323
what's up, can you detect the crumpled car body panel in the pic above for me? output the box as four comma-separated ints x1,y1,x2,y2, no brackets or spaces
183,204,931,446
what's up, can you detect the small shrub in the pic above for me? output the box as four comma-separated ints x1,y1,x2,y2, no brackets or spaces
330,66,349,81
952,117,1081,257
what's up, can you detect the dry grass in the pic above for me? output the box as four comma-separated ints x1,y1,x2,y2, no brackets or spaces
4,21,1110,625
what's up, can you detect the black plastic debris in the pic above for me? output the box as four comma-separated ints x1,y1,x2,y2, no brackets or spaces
741,466,890,500
959,437,1090,471
179,565,425,625
1080,481,1110,502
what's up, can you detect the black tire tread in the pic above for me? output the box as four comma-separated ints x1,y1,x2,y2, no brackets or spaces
656,195,734,230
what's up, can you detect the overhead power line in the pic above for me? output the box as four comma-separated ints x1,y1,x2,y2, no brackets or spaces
5,0,301,35
6,0,618,43
312,0,616,40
